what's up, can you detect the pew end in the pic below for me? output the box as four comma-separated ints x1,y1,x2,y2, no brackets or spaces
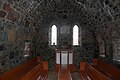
80,62,87,71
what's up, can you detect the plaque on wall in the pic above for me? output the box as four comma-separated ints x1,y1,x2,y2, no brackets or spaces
1,31,8,42
8,29,16,42
60,26,70,34
60,26,71,47
61,34,70,45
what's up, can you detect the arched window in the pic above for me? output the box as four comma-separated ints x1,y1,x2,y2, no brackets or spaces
51,25,57,45
73,25,79,45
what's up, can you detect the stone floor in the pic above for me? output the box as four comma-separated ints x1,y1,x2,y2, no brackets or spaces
48,70,81,80
71,72,81,80
48,71,58,80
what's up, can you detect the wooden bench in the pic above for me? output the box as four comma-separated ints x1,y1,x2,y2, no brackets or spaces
0,56,42,80
80,62,109,80
93,59,120,80
20,61,48,80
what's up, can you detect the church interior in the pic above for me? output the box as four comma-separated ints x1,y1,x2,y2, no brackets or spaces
0,0,120,80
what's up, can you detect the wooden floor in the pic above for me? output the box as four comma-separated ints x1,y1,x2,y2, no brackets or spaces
58,65,72,80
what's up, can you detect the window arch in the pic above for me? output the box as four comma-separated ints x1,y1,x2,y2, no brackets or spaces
51,25,57,45
73,25,79,45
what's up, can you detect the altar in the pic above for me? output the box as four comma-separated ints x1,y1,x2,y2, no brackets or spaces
55,48,74,65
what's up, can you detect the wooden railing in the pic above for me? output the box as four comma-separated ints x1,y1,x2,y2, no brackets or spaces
93,59,120,80
80,62,109,80
0,56,44,80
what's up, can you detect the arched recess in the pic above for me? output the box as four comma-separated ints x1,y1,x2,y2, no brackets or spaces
97,34,105,57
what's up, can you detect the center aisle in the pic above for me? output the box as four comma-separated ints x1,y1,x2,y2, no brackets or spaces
58,65,72,80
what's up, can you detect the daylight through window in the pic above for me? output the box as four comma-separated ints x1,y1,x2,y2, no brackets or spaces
73,25,79,45
51,25,57,45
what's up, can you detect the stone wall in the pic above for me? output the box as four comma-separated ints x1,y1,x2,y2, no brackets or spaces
96,22,120,63
71,25,97,67
32,19,97,68
0,0,120,73
0,0,35,75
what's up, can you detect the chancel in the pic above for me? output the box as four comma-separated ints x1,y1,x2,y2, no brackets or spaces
0,0,120,80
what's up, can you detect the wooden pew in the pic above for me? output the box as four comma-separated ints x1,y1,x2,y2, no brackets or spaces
80,62,109,80
0,57,41,80
42,61,48,78
20,61,48,80
93,59,120,80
